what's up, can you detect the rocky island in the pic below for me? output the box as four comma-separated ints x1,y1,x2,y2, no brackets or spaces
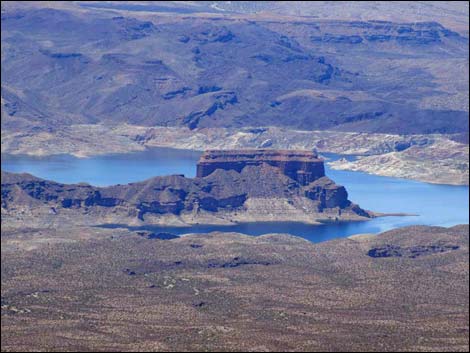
1,149,372,228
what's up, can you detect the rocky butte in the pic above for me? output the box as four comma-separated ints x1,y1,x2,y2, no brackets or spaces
197,149,326,185
1,149,372,228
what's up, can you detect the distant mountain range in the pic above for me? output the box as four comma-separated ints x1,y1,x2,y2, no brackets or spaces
1,2,468,141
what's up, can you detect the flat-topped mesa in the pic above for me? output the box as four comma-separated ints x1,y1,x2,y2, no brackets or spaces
197,149,325,185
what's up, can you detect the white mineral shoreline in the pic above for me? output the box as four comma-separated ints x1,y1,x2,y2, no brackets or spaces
2,124,468,186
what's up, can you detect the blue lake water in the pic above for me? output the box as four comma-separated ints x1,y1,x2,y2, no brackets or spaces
79,3,221,14
1,148,202,186
2,148,468,242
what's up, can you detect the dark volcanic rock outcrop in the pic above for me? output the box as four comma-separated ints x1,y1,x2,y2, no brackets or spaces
1,150,371,226
368,243,460,258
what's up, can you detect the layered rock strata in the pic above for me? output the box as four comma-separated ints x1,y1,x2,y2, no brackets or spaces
197,149,325,185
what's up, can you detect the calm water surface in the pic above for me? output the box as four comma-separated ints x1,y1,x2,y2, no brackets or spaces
2,148,468,242
1,148,202,185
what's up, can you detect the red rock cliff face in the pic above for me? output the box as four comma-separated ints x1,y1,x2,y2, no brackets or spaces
197,149,325,185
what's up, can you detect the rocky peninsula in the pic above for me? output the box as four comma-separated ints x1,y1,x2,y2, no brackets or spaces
1,149,372,228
